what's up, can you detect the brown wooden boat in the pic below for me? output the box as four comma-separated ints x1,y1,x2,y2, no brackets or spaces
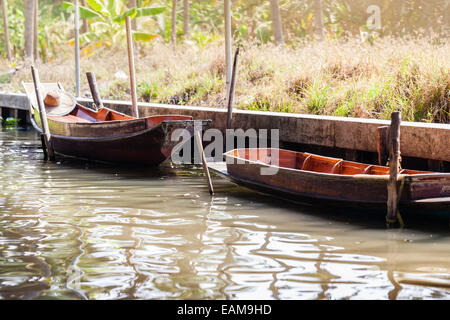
23,83,211,165
208,148,450,216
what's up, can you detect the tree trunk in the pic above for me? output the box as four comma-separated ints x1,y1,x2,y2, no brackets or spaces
1,0,11,61
24,0,34,60
183,0,189,39
128,0,137,30
269,0,284,45
33,0,38,61
81,0,88,33
171,0,177,46
313,0,324,40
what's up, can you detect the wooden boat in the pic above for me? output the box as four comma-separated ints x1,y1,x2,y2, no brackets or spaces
208,148,450,215
23,83,211,165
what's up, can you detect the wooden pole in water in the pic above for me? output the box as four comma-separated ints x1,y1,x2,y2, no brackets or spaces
386,112,401,226
31,66,55,161
86,72,103,109
1,0,11,62
125,16,139,118
226,47,240,129
74,0,80,97
195,130,214,195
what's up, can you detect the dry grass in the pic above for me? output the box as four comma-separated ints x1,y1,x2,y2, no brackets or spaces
1,36,449,123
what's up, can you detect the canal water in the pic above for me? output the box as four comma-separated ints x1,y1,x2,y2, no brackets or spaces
0,127,449,300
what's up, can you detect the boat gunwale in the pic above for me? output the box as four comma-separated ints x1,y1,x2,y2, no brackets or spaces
31,116,211,142
224,148,450,181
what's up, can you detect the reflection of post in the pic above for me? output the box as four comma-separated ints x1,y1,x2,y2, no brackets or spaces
224,0,232,105
0,0,11,61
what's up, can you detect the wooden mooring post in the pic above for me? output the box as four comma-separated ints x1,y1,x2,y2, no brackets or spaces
31,66,55,161
195,130,214,195
86,72,104,109
376,126,388,166
226,47,240,129
125,16,139,118
386,112,402,227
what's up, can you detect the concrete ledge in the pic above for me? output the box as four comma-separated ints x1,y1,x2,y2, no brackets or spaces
0,93,29,110
79,98,450,162
1,93,449,162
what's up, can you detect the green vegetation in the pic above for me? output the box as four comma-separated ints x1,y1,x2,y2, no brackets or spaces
0,1,449,123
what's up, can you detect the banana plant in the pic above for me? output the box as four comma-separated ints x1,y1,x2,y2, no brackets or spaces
62,0,165,46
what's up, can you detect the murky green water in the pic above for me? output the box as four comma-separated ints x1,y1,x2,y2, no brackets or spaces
0,127,449,300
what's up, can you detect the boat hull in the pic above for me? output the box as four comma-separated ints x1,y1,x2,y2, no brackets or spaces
48,121,197,166
207,148,450,216
31,113,209,166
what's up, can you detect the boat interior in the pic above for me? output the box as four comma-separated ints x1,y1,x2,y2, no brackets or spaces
228,148,430,176
46,104,193,127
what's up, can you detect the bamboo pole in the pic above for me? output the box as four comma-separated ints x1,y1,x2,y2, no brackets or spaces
195,130,214,195
125,16,139,118
226,47,240,129
31,66,55,161
74,0,80,97
224,0,232,104
386,112,401,226
1,0,11,61
86,72,103,109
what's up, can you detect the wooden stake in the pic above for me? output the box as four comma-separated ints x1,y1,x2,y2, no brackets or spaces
226,47,240,129
86,72,103,109
376,126,388,166
195,130,214,195
1,0,11,61
31,66,55,161
125,16,139,118
74,0,80,97
386,112,401,226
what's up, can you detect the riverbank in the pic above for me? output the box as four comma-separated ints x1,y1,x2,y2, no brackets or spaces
1,37,449,123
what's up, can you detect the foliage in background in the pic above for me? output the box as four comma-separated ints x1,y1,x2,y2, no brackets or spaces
0,0,449,124
62,0,165,47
